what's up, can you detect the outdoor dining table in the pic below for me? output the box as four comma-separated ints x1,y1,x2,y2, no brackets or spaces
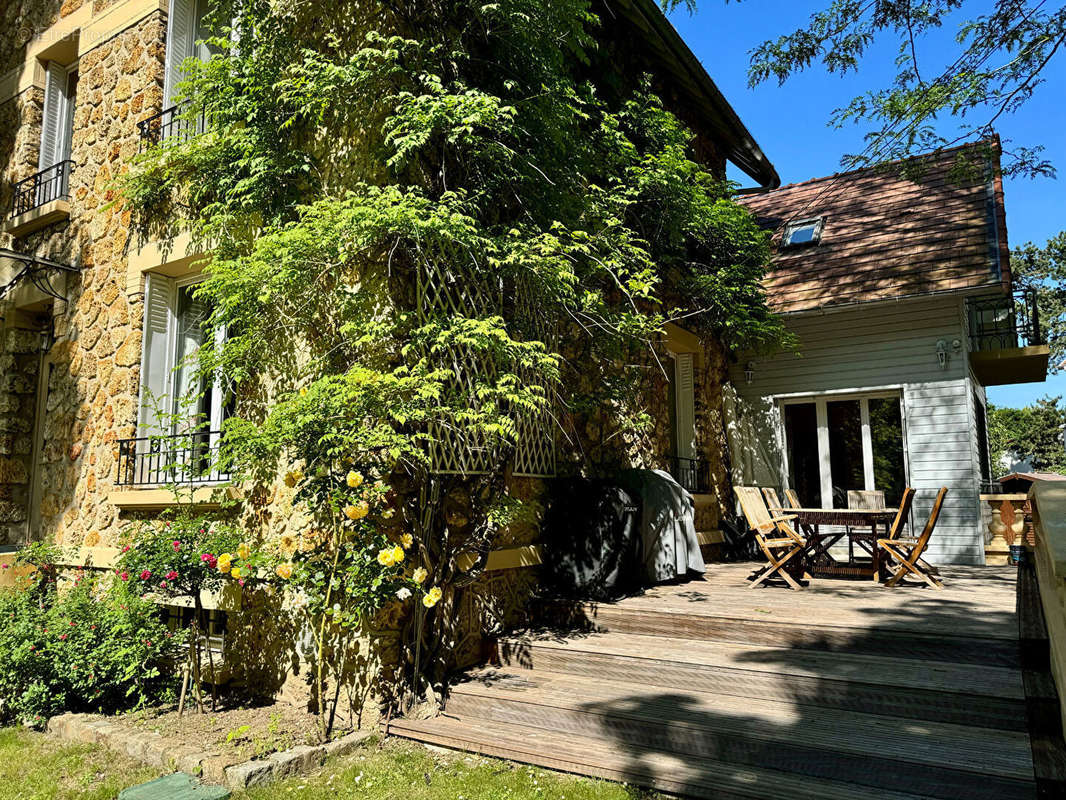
785,507,897,581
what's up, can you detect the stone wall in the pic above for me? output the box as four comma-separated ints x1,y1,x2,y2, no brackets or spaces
0,4,166,547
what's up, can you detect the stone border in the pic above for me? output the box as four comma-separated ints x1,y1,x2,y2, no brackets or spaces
46,713,374,790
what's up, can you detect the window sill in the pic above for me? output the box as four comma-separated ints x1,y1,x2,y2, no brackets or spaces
2,199,70,237
108,485,241,511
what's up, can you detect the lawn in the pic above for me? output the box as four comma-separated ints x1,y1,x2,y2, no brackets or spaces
0,727,160,800
0,727,657,800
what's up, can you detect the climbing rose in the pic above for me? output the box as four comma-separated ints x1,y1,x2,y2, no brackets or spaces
139,570,151,581
165,571,178,580
172,540,181,551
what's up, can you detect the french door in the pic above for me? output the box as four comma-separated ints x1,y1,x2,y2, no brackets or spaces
781,393,907,509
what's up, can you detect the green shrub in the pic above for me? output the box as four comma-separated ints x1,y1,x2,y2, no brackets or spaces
0,567,183,727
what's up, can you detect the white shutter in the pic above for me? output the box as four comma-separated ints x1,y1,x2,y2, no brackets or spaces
674,353,696,460
38,61,66,170
164,0,197,107
138,274,176,438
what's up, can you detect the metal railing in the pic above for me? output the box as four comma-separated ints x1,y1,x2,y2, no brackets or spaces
968,288,1043,352
668,455,711,493
117,431,229,487
11,160,73,217
137,103,208,148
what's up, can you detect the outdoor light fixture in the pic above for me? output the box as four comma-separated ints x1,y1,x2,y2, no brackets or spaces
936,339,949,369
744,361,755,384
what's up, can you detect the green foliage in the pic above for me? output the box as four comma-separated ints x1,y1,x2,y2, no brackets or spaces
988,396,1066,475
1012,231,1066,371
0,570,181,727
745,1,1066,177
119,0,786,709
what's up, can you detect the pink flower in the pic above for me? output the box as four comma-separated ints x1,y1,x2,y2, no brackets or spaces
59,634,67,641
68,621,74,626
1,563,8,569
172,540,181,551
165,571,178,580
238,579,245,587
122,545,130,553
28,646,34,652
120,572,129,581
159,580,168,588
139,570,151,581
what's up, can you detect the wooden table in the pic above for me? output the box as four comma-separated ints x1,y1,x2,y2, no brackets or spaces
787,507,896,581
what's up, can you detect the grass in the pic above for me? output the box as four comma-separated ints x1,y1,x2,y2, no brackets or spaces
0,727,160,800
239,738,659,800
0,726,660,800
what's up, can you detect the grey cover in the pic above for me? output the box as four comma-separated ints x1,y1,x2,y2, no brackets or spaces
619,469,706,583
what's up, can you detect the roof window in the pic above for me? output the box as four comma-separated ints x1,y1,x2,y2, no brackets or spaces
782,217,824,247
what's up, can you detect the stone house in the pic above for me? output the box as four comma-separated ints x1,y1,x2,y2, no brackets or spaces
0,0,778,704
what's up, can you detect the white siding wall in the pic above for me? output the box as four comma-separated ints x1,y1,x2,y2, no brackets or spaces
725,295,986,565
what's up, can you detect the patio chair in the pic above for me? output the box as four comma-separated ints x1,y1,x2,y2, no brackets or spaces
784,488,802,509
735,486,807,591
761,487,784,511
878,487,947,589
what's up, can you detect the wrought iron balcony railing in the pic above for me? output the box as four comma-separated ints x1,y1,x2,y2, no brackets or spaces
117,431,229,487
668,455,711,494
137,103,208,148
11,160,74,217
968,288,1043,352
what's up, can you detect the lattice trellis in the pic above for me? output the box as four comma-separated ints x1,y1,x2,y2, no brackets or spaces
512,275,556,478
417,261,555,478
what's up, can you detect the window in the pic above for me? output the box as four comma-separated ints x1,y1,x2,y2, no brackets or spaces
164,0,225,107
974,392,991,483
27,62,77,209
136,274,231,483
782,393,907,508
782,217,824,247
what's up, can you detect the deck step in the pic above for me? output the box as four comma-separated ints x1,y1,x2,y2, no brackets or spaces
444,668,1034,800
493,631,1028,730
390,715,961,800
541,601,1021,668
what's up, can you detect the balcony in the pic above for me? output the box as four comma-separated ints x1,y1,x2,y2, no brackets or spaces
137,103,207,148
967,289,1050,385
4,161,73,237
116,431,229,488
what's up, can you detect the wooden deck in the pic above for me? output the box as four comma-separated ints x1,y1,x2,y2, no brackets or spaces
390,563,1060,799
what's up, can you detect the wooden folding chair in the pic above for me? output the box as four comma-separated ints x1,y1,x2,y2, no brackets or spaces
878,487,947,589
784,489,802,509
883,487,936,575
761,487,784,511
735,486,807,591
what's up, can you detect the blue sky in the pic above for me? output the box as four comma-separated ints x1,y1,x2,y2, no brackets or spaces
665,1,1065,408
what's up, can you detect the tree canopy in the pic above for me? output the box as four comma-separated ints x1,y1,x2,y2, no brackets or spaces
733,1,1066,178
1012,230,1066,370
989,396,1066,474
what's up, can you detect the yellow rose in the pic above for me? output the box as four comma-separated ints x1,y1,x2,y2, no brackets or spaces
400,533,414,549
275,563,293,580
376,548,395,567
217,554,232,573
299,387,308,397
391,545,405,564
344,501,369,521
412,567,428,585
346,470,364,489
237,543,251,560
422,586,442,608
230,567,242,579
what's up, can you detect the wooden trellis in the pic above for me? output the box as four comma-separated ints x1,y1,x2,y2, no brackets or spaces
417,261,555,478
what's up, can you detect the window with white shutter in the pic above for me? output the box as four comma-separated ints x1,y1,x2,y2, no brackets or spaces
35,62,76,206
674,353,696,461
164,0,221,108
137,275,231,483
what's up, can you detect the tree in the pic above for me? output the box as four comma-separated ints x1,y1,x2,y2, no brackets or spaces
988,396,1066,474
120,0,786,716
1012,231,1066,370
736,1,1066,178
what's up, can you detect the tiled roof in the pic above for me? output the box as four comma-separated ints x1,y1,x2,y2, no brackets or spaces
739,142,1011,314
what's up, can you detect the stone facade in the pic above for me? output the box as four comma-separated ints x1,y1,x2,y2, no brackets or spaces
1,0,738,725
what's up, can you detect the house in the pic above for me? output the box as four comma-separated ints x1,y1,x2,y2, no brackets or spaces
728,141,1050,565
0,0,776,703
